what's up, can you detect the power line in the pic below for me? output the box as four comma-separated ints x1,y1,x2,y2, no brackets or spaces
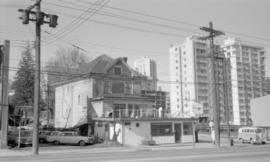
42,2,270,48
7,65,265,87
42,2,191,38
55,0,200,34
76,0,270,43
43,0,109,46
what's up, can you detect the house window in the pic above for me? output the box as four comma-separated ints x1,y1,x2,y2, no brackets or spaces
112,82,124,94
114,104,126,118
134,104,140,118
151,123,172,136
128,104,133,117
114,66,122,75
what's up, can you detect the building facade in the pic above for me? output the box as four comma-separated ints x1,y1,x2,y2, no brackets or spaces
54,55,156,128
222,38,266,125
134,56,157,90
53,55,196,146
264,77,270,95
169,36,212,118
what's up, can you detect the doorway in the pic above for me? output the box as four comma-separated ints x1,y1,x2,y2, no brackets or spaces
174,123,182,143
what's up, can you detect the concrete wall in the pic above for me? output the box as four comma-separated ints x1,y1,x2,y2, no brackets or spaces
152,136,175,144
251,95,270,127
123,121,151,146
182,135,193,142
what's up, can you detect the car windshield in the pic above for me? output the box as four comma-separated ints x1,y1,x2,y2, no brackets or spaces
21,131,32,136
255,129,264,133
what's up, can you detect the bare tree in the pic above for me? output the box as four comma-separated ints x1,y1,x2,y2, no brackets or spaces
46,46,91,83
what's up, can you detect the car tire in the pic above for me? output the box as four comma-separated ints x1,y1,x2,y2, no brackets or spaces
79,140,86,146
262,141,266,145
39,138,45,143
54,140,60,145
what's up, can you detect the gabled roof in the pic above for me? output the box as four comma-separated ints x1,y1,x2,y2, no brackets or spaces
80,54,143,77
52,54,146,87
80,54,114,74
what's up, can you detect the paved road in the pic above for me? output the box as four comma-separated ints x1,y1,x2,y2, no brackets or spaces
2,145,270,162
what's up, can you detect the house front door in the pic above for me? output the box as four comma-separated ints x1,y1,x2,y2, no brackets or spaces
174,123,182,143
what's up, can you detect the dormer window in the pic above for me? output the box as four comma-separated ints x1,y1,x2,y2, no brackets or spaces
114,66,122,75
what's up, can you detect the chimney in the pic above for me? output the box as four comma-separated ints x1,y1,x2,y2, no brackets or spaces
123,57,128,63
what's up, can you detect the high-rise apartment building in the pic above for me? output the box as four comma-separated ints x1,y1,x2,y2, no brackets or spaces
169,36,229,123
222,38,266,125
170,36,210,118
134,56,157,89
169,36,266,126
264,77,270,95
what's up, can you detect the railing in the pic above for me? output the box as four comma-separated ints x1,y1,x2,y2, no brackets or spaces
112,109,171,119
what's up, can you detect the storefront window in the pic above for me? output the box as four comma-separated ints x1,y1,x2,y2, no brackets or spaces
151,123,172,136
183,122,193,135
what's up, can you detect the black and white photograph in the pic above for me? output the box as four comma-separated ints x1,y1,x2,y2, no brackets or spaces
0,0,270,161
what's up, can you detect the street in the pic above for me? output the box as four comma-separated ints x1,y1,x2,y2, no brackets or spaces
2,144,270,162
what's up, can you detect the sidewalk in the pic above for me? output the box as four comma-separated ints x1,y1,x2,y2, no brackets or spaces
0,141,253,157
0,146,136,157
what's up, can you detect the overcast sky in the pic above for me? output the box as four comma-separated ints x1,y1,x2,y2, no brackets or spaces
1,0,269,88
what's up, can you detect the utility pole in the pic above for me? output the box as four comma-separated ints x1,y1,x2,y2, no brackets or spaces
199,22,224,148
223,58,231,146
32,0,41,155
18,0,58,155
47,83,50,126
0,40,10,149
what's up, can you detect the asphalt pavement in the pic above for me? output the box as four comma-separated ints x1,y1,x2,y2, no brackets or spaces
1,143,270,162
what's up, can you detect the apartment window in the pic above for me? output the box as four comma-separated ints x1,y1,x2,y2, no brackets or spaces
78,95,80,105
176,60,178,63
183,51,186,55
176,66,178,70
114,66,122,75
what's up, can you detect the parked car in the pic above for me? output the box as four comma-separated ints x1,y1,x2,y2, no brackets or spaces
39,130,52,143
238,127,267,144
8,130,32,146
47,131,94,146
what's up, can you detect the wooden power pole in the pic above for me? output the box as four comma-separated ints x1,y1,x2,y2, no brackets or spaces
0,40,10,149
200,22,224,148
18,0,58,155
